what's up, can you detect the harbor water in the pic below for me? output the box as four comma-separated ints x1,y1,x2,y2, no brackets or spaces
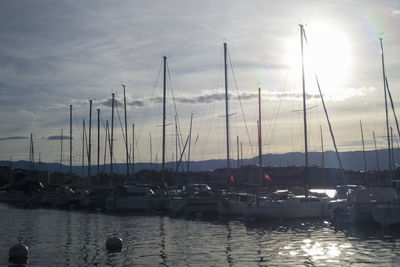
1,203,399,266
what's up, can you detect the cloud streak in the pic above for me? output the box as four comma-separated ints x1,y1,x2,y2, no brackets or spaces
47,135,72,140
0,136,28,141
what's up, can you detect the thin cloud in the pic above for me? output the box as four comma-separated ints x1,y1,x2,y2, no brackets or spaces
47,135,72,140
0,136,28,141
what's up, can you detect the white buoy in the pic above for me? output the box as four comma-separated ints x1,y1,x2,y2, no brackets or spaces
9,236,29,263
106,234,122,252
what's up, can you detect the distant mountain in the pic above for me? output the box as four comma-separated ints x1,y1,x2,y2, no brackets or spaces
1,148,398,177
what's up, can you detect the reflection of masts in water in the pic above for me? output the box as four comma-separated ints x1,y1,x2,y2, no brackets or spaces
380,37,392,171
225,221,233,266
159,217,167,266
360,120,367,172
373,131,380,171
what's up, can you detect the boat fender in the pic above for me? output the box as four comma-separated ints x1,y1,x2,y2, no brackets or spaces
9,236,29,264
106,234,123,252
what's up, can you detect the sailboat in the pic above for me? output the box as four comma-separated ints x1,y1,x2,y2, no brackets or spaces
242,25,332,220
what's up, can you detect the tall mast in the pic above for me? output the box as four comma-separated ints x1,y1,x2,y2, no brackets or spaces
187,113,193,172
82,120,85,177
97,108,100,175
60,128,63,172
237,136,240,169
104,120,109,173
162,56,167,180
122,84,129,178
110,93,114,174
175,115,178,170
373,131,380,171
360,120,367,172
150,132,153,171
258,87,263,186
391,127,395,170
300,24,308,168
379,37,391,171
320,125,324,168
240,141,243,167
88,99,92,177
132,123,135,176
224,43,231,180
69,105,72,177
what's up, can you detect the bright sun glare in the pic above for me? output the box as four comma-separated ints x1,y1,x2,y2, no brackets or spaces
285,23,353,100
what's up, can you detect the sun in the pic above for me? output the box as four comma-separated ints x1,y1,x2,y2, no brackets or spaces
284,23,353,100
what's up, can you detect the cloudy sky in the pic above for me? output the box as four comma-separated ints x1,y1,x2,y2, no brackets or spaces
0,0,399,166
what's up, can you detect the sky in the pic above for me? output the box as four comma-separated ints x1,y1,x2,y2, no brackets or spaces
0,0,399,166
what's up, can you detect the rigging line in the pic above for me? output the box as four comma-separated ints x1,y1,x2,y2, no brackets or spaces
385,76,400,141
302,27,343,169
227,50,256,161
137,59,163,143
114,95,128,147
166,61,187,163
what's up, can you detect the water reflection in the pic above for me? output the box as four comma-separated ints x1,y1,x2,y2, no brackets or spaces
1,204,400,266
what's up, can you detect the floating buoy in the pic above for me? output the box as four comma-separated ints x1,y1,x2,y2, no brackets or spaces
106,234,122,252
9,236,29,264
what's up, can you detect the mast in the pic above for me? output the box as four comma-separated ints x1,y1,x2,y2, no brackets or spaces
300,24,308,168
88,99,92,177
391,127,395,170
97,108,100,175
373,131,380,171
122,84,129,178
162,56,167,180
82,120,85,177
360,120,367,172
150,132,153,171
187,113,193,172
110,93,114,174
379,37,392,171
320,125,324,168
258,87,263,187
104,120,109,173
237,136,239,169
240,141,243,167
132,123,135,176
29,133,35,170
60,128,63,172
175,115,178,170
224,43,231,181
69,105,72,177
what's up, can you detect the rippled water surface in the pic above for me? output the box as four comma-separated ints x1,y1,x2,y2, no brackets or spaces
1,203,400,266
